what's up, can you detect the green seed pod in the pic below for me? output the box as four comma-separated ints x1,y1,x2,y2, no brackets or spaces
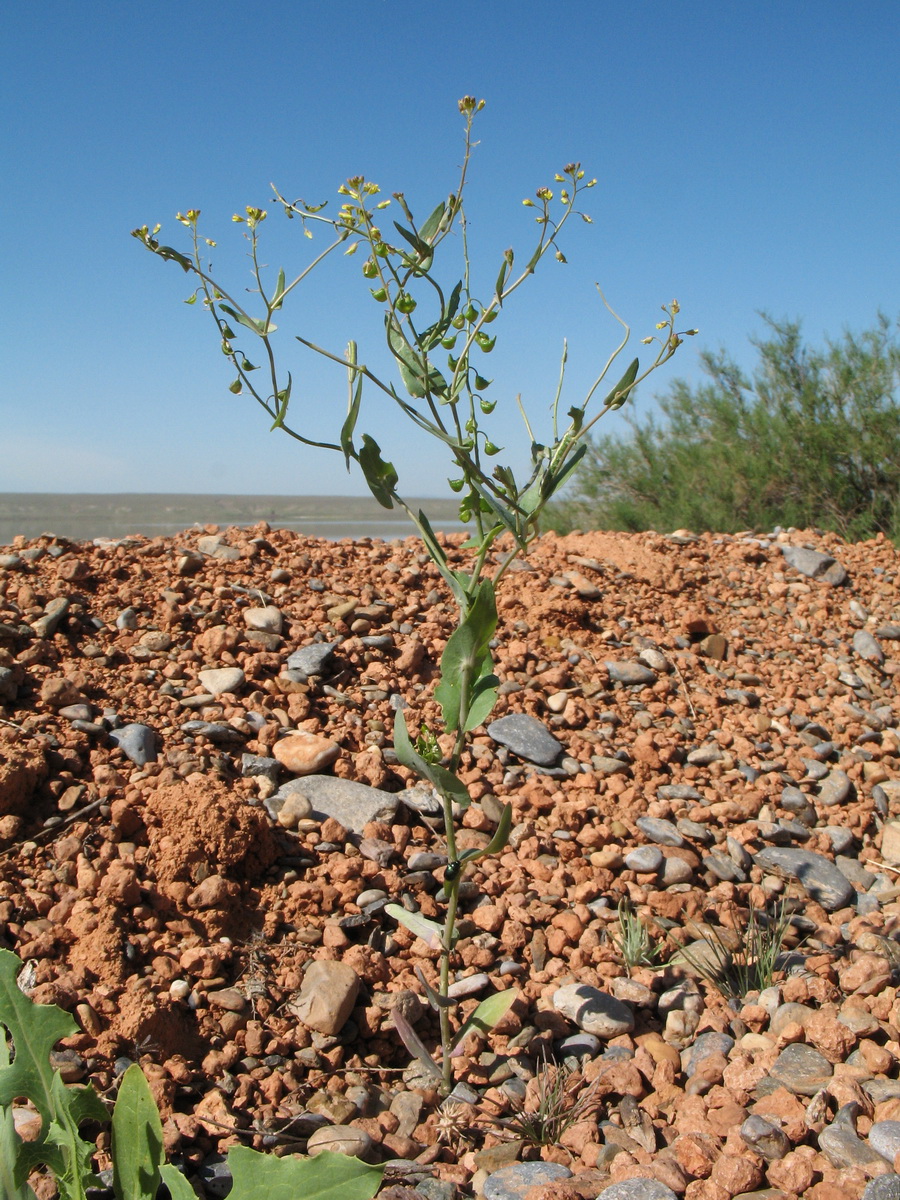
451,314,465,330
484,440,501,456
479,397,496,414
362,259,378,279
482,308,499,323
396,292,417,314
463,302,478,323
441,334,458,349
370,287,387,302
448,478,465,492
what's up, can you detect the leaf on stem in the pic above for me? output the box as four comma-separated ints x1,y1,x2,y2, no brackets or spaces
414,966,455,1011
384,904,444,950
450,989,518,1055
393,709,471,808
603,356,639,409
227,1147,383,1200
433,578,499,734
358,434,398,509
391,1009,442,1081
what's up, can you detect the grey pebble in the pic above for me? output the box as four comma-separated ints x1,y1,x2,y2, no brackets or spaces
596,1182,678,1200
769,1042,834,1095
266,775,399,834
108,723,157,765
181,721,249,745
682,1031,735,1076
818,770,854,806
703,851,747,883
820,1124,891,1169
552,983,634,1038
32,597,69,638
624,846,663,873
854,629,885,665
781,544,848,585
557,1032,601,1059
754,846,856,911
863,1176,900,1200
740,1113,792,1161
285,642,338,680
823,826,857,854
658,785,704,802
0,668,18,702
486,714,563,767
483,1162,572,1200
636,816,685,847
605,661,657,686
240,754,280,782
869,1121,900,1164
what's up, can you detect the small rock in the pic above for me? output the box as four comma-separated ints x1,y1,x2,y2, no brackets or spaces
266,776,399,834
187,875,232,909
483,1162,572,1200
595,1182,678,1200
552,983,635,1038
817,770,854,806
854,629,885,666
869,1122,900,1165
108,723,158,766
487,714,563,766
781,544,848,585
754,846,856,911
740,1113,792,1161
769,1042,834,1095
306,1125,374,1160
682,1032,735,1076
244,605,283,634
285,643,338,680
198,667,245,696
624,846,664,873
291,961,360,1035
863,1177,900,1200
605,661,657,686
273,733,340,775
635,817,685,847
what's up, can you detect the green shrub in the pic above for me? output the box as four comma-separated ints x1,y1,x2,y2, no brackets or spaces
548,314,900,541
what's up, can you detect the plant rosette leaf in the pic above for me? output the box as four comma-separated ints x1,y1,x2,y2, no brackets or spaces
226,1147,383,1200
111,1065,164,1200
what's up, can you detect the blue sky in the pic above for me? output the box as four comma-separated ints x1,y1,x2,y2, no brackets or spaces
3,2,898,497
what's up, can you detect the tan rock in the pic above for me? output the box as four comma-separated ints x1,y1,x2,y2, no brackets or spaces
273,732,340,775
291,960,360,1035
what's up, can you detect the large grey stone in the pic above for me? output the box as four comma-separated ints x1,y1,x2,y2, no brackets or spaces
552,983,634,1038
487,714,563,766
605,661,657,686
869,1121,900,1165
483,1163,572,1200
817,770,854,807
265,775,399,834
596,1182,678,1200
854,629,885,665
780,543,848,585
863,1176,900,1200
754,847,856,911
285,642,338,680
636,816,686,847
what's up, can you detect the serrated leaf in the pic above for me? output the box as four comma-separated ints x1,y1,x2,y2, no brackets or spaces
0,949,107,1196
227,1146,383,1200
160,1165,197,1200
358,434,397,509
112,1066,163,1200
450,989,518,1054
384,904,443,950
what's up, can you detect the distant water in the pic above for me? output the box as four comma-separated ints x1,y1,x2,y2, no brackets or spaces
0,494,465,546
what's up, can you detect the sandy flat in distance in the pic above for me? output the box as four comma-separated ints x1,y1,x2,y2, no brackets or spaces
0,493,464,544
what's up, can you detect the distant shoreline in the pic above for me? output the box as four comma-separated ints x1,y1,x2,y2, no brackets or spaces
0,493,465,545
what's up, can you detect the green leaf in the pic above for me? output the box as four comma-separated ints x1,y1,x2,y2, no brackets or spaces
219,302,276,337
416,511,467,607
386,320,448,399
384,904,443,950
393,221,427,256
270,373,293,430
0,949,107,1197
419,200,447,244
393,709,471,808
271,266,287,310
111,1066,163,1200
458,803,512,866
414,967,454,1011
341,342,363,470
451,989,518,1054
604,356,639,409
358,434,398,509
433,580,498,733
159,1166,197,1200
227,1147,383,1200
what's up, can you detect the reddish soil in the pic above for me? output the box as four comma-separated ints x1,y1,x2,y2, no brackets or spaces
1,522,899,1199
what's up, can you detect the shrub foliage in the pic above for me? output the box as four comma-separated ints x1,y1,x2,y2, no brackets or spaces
549,314,900,541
